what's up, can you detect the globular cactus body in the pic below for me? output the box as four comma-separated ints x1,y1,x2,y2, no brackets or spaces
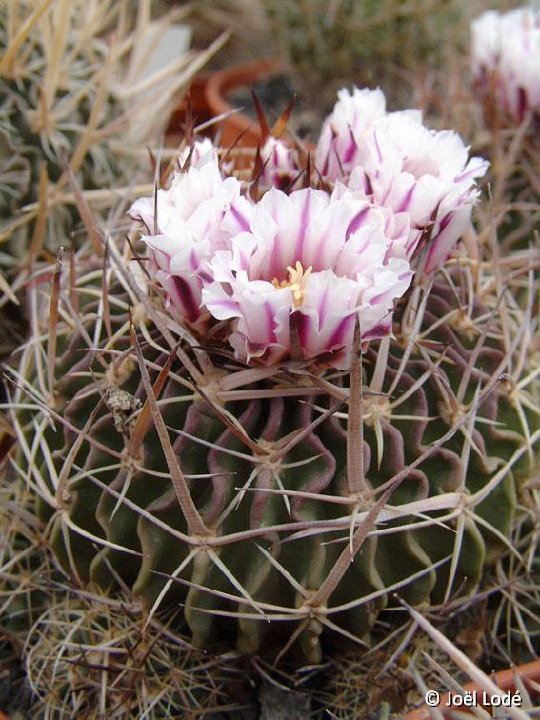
10,254,535,663
7,86,538,665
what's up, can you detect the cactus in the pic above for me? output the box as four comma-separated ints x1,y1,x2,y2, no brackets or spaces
4,83,539,673
5,215,537,667
262,0,480,113
1,0,126,261
23,591,231,718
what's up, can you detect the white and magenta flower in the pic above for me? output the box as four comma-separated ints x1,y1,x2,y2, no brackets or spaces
130,87,487,368
343,111,489,273
258,136,300,191
201,188,412,367
316,95,488,274
471,8,540,122
316,87,387,181
129,152,252,326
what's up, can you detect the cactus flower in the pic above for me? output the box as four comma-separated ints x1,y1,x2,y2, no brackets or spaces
259,136,299,191
344,111,489,273
131,85,488,364
129,152,252,325
471,7,540,122
317,93,488,274
177,137,216,169
316,87,387,180
202,187,412,367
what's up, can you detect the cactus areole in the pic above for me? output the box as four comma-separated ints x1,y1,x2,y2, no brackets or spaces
14,87,537,665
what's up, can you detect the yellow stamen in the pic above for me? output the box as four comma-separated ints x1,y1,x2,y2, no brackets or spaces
272,261,312,308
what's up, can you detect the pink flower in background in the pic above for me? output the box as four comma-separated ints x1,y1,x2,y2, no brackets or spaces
129,152,252,325
471,7,540,122
201,188,412,367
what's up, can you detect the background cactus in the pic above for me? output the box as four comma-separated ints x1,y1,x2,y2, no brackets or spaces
23,591,231,718
1,0,169,255
5,196,537,666
258,0,520,118
0,0,225,367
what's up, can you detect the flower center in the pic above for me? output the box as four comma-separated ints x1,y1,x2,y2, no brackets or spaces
272,261,312,308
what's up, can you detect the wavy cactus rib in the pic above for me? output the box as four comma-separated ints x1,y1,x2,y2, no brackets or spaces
6,227,538,666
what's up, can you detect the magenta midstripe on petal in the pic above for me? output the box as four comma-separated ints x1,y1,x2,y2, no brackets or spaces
326,314,355,349
229,203,250,231
343,128,357,163
171,276,200,323
347,206,371,236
